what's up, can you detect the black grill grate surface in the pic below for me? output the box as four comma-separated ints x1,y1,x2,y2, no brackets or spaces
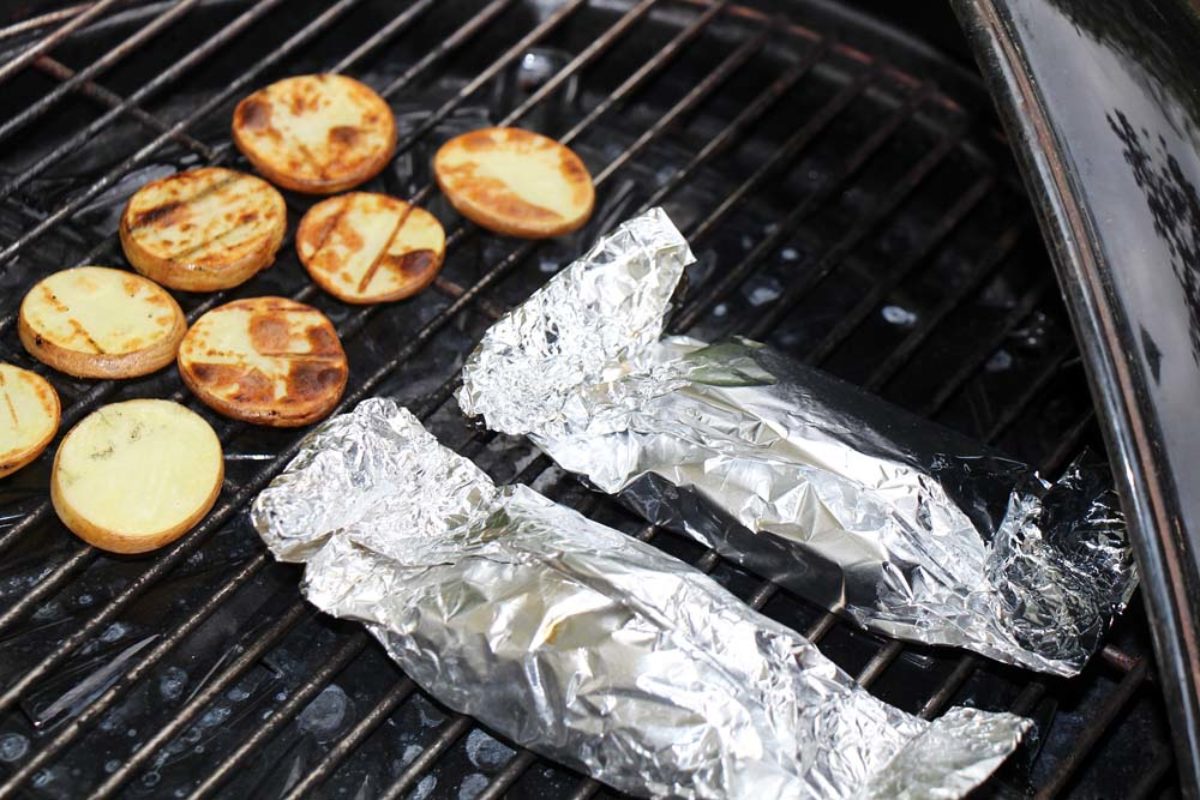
0,1,1176,798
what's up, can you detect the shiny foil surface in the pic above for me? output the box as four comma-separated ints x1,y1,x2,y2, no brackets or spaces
457,209,1137,676
252,398,1028,799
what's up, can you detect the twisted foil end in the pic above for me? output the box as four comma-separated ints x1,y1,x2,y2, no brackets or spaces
457,206,694,437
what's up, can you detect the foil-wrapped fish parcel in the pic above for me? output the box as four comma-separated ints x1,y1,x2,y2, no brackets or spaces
253,398,1028,799
457,208,1137,677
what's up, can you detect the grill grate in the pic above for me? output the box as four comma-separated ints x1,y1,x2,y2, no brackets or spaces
0,1,1174,798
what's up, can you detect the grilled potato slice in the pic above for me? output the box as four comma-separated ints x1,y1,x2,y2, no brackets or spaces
178,297,348,427
433,127,594,238
0,364,60,479
52,399,222,554
231,74,396,194
19,266,187,379
296,192,445,304
119,167,287,291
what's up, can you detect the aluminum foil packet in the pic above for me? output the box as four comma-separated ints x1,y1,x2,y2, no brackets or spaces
457,208,1137,676
252,398,1029,799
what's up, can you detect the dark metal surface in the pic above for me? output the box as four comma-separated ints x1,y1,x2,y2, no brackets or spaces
952,1,1200,796
0,0,1178,798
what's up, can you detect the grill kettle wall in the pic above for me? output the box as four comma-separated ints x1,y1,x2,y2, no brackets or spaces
953,0,1200,795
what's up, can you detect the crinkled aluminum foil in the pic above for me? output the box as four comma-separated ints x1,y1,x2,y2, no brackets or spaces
252,398,1029,799
457,208,1137,676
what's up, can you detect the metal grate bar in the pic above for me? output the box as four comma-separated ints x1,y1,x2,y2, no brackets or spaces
279,679,418,800
673,79,937,332
183,634,371,800
982,338,1076,443
0,2,125,45
921,276,1053,416
592,22,771,185
1040,409,1096,476
746,111,962,340
560,0,731,144
802,174,995,367
640,51,818,209
374,0,516,102
33,55,216,160
0,0,202,148
0,0,291,209
85,601,318,800
863,224,1025,392
378,715,473,800
0,0,353,267
0,553,271,799
1034,659,1150,799
388,0,587,155
686,64,878,247
499,0,663,126
919,654,980,719
0,0,124,87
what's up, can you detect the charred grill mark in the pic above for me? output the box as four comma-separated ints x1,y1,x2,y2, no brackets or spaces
132,200,185,228
357,203,418,292
286,360,346,401
237,97,272,132
303,197,351,263
128,173,243,233
67,318,105,354
39,287,69,314
329,126,360,146
4,393,18,428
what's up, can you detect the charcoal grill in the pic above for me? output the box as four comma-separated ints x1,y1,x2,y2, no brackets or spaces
0,0,1182,797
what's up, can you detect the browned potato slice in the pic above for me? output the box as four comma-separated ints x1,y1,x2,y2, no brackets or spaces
52,399,223,554
0,363,60,479
119,167,287,292
231,74,396,194
433,126,594,238
178,297,348,427
19,266,187,379
296,192,445,304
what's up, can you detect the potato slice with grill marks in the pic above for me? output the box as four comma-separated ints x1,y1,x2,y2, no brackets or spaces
232,74,396,194
119,167,286,292
0,364,60,479
19,266,187,379
178,297,348,427
52,399,222,554
296,192,445,304
433,127,594,238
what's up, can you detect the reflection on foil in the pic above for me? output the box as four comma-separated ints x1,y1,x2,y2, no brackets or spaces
252,399,1028,799
457,208,1137,676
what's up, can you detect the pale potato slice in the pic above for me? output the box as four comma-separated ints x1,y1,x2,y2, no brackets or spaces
19,266,187,379
231,74,396,194
119,167,287,291
52,399,222,554
296,192,445,304
0,364,60,479
178,297,348,427
433,127,594,238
